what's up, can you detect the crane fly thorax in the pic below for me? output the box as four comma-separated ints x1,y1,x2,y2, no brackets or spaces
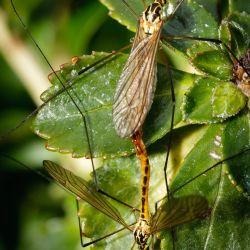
233,49,250,97
142,1,165,34
133,219,151,249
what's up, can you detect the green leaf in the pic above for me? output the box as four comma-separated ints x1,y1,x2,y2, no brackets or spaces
33,53,132,158
182,77,246,123
33,1,250,158
171,172,250,249
100,0,219,52
162,1,218,53
187,43,232,80
193,0,220,21
32,53,197,158
228,0,250,14
212,83,246,118
168,123,250,249
223,111,250,195
99,0,144,32
77,137,210,249
220,12,250,58
187,12,250,79
182,12,250,125
77,121,250,249
167,118,250,199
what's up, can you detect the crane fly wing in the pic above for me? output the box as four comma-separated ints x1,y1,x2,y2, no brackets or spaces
113,20,163,138
151,196,210,234
131,19,149,50
44,160,129,229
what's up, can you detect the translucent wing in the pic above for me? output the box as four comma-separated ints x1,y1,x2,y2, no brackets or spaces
151,195,210,233
112,19,163,138
44,160,129,229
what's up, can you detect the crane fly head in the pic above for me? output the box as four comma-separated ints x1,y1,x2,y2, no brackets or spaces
233,49,250,97
142,1,165,35
133,219,151,249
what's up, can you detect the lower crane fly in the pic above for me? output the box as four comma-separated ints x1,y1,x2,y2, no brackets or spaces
43,159,209,250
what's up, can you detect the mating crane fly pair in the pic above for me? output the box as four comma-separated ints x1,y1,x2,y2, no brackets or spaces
6,0,211,249
44,1,210,249
5,0,210,249
113,1,180,248
5,0,250,249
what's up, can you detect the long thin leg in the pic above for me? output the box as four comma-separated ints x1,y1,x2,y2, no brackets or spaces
10,0,140,213
164,63,177,250
161,35,250,77
151,48,176,250
98,189,140,211
152,234,155,250
2,153,137,248
140,0,147,9
121,0,140,19
153,147,250,206
76,198,129,248
165,0,186,21
172,147,250,194
130,240,136,250
160,54,176,199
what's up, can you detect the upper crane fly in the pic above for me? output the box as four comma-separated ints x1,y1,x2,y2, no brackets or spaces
113,0,184,138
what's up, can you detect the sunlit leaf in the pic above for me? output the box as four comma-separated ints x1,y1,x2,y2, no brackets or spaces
32,53,196,158
182,77,246,123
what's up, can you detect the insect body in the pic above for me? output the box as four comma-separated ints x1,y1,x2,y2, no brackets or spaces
233,49,250,97
113,0,169,138
44,160,209,249
131,131,152,248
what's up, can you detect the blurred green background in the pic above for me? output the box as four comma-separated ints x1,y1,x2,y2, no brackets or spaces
0,0,132,249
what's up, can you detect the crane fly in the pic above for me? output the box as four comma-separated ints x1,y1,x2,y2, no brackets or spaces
43,133,250,249
113,2,185,238
3,139,250,249
43,160,209,249
112,0,244,138
42,129,210,249
112,0,184,138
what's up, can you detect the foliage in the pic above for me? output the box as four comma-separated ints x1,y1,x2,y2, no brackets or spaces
1,0,250,249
